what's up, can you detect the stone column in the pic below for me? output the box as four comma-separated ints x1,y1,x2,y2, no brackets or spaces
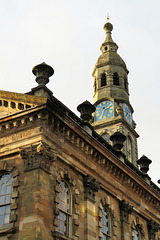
107,72,113,86
147,220,159,240
119,200,133,240
83,175,100,240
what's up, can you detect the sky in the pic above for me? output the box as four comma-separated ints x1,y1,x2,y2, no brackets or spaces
0,0,160,184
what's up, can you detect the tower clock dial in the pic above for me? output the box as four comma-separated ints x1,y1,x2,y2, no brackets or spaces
95,100,114,121
123,103,132,126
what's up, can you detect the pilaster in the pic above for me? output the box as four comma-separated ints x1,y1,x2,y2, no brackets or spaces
83,175,100,240
119,200,133,240
19,142,57,240
147,220,159,240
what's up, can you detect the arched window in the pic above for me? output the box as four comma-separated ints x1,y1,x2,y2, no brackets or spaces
126,137,132,162
113,72,119,86
133,228,141,240
0,174,13,228
101,208,111,239
57,181,72,237
101,73,106,87
124,76,128,90
131,217,144,240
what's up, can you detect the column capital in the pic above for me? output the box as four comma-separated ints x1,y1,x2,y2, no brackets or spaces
119,200,133,223
83,175,100,202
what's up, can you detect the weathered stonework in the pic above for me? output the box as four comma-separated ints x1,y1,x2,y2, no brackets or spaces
0,19,159,240
20,142,57,173
83,175,100,202
147,219,159,240
119,200,133,223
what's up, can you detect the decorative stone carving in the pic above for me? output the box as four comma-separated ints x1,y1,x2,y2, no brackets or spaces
83,174,100,202
137,155,152,174
110,131,126,151
116,105,123,116
119,200,133,223
131,217,145,239
147,219,159,240
20,141,57,172
32,62,54,86
77,100,95,122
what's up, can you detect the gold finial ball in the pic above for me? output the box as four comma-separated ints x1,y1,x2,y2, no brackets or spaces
104,22,113,32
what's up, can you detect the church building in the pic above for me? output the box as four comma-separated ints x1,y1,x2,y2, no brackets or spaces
0,18,159,240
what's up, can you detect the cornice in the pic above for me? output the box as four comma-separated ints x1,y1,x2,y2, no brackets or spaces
0,101,159,213
92,61,128,75
0,104,47,133
93,115,139,138
44,108,160,201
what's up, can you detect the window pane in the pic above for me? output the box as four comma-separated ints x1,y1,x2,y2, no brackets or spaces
6,185,12,194
58,181,71,237
101,208,110,237
7,177,13,185
0,215,4,225
4,214,9,224
59,220,64,231
133,229,139,240
58,182,70,213
5,195,11,204
0,206,4,215
0,196,5,204
0,174,13,227
5,205,10,214
0,184,6,195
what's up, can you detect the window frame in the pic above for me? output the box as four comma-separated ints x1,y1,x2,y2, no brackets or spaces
0,173,13,229
101,207,111,240
57,180,72,238
101,73,107,87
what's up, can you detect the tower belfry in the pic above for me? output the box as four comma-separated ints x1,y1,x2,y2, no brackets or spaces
92,20,139,165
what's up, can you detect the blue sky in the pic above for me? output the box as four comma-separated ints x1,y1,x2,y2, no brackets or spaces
0,0,160,183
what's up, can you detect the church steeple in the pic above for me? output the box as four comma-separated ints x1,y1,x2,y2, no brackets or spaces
92,20,139,166
93,20,129,105
101,20,118,53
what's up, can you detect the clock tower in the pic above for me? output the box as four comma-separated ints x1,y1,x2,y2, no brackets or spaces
92,19,139,166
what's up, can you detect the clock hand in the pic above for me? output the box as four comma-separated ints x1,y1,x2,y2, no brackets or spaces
101,104,113,117
100,108,105,118
126,112,131,117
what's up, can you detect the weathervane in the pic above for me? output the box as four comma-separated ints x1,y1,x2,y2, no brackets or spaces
107,11,110,22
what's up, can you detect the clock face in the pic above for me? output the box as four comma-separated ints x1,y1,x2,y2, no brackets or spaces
95,100,114,121
123,103,132,126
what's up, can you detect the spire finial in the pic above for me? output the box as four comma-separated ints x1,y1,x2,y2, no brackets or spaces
104,12,113,33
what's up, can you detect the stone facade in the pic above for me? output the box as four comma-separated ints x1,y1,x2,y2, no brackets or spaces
0,23,159,240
